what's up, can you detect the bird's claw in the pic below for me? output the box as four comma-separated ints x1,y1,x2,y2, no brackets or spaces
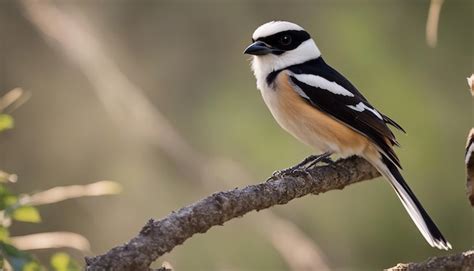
269,153,334,181
301,153,334,169
270,167,307,181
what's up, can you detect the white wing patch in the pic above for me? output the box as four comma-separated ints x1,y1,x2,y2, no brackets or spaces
292,73,355,97
292,85,310,100
347,102,383,120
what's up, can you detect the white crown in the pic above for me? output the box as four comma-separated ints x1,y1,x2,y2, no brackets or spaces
252,21,304,40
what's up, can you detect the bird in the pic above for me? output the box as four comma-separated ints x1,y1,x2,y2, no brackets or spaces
244,21,451,250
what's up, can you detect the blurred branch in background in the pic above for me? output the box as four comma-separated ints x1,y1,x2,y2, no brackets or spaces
20,1,331,270
0,88,30,114
0,87,123,270
19,180,122,206
0,90,115,270
386,250,474,271
0,175,119,270
85,157,381,271
11,232,90,252
426,0,444,48
20,0,205,176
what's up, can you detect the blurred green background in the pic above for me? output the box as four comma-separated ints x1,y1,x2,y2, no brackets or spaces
0,0,472,270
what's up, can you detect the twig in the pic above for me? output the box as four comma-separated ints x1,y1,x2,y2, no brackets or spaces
262,211,330,271
11,232,90,252
0,88,30,114
19,180,122,206
385,250,474,271
85,156,380,270
426,0,444,48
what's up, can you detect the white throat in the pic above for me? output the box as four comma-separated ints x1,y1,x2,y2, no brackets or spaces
251,39,321,91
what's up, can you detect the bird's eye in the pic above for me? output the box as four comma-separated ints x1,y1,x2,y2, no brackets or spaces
280,35,292,46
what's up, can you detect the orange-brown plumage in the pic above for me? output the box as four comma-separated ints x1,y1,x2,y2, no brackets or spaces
264,72,380,159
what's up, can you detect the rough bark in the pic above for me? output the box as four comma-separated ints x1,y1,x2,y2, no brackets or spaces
386,250,474,271
85,156,380,270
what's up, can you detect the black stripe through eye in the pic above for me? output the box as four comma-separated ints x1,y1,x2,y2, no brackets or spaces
256,30,310,53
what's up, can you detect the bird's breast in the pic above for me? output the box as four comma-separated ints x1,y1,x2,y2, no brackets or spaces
259,72,369,156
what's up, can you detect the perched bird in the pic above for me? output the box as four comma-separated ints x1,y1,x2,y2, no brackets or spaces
244,21,451,250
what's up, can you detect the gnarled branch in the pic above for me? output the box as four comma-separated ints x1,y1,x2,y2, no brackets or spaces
386,250,474,271
85,156,380,270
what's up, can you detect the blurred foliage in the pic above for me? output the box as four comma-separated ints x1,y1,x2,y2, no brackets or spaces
0,0,472,270
0,115,14,132
0,242,41,271
0,97,80,271
0,86,123,269
50,253,80,271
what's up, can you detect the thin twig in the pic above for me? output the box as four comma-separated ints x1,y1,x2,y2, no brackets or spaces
426,0,444,48
0,88,30,114
85,156,380,270
11,232,91,252
19,180,122,206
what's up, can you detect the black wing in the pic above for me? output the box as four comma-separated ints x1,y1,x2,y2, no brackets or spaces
283,57,404,168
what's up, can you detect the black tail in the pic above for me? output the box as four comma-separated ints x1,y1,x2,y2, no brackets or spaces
375,154,451,250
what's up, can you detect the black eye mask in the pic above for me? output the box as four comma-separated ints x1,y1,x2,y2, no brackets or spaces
256,30,311,54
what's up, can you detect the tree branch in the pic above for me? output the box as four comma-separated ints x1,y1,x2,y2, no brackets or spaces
85,156,380,270
386,250,474,271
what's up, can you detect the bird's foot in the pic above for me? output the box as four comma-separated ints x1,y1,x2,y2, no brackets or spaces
271,152,333,178
301,152,335,170
304,154,334,169
271,166,306,178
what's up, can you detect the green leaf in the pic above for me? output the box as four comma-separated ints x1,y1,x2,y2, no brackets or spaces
0,114,14,132
0,226,9,241
22,261,42,271
5,195,18,206
12,206,41,223
51,253,80,271
0,188,41,225
0,185,14,210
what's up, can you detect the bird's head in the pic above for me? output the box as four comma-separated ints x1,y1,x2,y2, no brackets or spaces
244,21,321,80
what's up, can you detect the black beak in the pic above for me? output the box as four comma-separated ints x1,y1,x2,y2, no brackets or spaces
244,41,279,55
